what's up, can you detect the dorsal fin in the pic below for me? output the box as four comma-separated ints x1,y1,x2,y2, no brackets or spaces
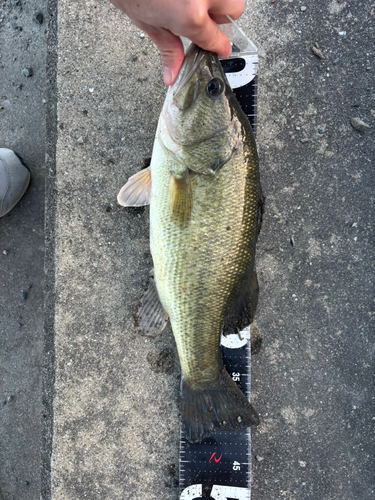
117,167,151,207
223,269,259,337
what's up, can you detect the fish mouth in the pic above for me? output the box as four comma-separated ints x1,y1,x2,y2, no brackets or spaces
174,43,224,92
172,44,206,97
160,43,231,152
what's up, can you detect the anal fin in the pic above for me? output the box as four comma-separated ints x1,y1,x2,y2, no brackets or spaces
135,276,169,338
117,166,151,207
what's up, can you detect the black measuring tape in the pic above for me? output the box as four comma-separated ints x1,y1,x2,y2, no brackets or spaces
179,55,259,500
179,341,252,500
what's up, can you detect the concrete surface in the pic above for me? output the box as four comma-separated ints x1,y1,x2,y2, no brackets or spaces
0,0,46,498
1,0,374,498
249,2,374,498
51,1,180,498
51,1,375,498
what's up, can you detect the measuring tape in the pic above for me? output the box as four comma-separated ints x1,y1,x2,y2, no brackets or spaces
178,52,259,500
179,333,252,500
223,54,258,136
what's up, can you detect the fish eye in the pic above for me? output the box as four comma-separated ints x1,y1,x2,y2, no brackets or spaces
206,78,224,97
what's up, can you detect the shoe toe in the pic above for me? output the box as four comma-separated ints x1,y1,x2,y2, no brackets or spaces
0,148,31,217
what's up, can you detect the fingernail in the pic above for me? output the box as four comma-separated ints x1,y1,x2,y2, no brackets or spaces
223,45,232,60
164,67,173,86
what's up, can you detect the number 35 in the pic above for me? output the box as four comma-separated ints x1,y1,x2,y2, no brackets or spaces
180,484,249,500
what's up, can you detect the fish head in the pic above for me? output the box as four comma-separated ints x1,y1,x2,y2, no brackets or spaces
160,44,240,174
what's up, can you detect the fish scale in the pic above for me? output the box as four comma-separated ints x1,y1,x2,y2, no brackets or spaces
176,33,260,499
151,149,257,381
149,42,260,447
117,24,260,497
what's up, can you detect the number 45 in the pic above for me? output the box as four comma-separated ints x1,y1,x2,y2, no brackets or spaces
180,484,249,500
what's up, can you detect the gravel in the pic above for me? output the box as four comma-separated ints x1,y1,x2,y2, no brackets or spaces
351,117,371,132
22,67,33,77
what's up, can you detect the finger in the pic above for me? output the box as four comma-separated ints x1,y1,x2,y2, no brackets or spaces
209,14,231,25
188,15,232,59
140,23,185,86
208,0,245,20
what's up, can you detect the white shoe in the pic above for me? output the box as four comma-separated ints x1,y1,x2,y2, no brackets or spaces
0,148,31,217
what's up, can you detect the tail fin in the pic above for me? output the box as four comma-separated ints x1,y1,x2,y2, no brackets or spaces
180,368,259,443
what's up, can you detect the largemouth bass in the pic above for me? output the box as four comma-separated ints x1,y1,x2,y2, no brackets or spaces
118,43,262,443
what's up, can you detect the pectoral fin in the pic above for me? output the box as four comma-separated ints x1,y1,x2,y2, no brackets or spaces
135,276,169,338
117,166,151,207
169,170,193,228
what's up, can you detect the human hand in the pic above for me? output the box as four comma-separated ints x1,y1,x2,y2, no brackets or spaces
108,0,245,86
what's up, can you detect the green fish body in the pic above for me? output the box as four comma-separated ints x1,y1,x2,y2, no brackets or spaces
118,44,262,442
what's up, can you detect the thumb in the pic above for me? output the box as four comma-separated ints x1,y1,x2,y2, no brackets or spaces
189,16,232,59
141,25,185,86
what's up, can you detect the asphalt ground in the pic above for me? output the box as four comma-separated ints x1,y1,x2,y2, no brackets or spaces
0,0,46,498
0,0,374,499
